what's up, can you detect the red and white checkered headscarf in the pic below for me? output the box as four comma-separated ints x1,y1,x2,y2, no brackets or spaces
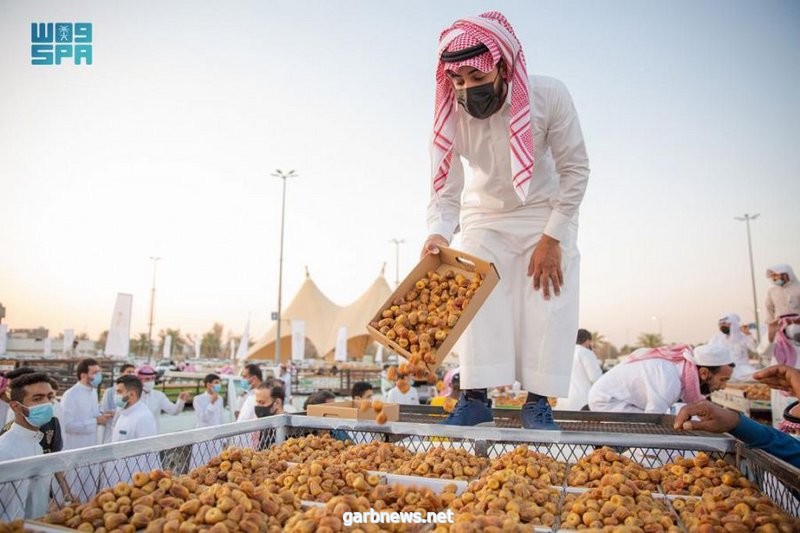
432,11,534,202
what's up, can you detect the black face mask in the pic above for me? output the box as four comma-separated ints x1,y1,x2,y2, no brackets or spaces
255,403,274,418
456,74,503,119
719,326,730,335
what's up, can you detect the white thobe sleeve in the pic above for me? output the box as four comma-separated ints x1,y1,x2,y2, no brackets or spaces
136,412,158,439
156,391,185,416
581,351,604,385
541,80,590,242
236,395,256,422
426,148,464,243
194,395,220,426
764,289,776,322
62,392,97,435
643,369,682,414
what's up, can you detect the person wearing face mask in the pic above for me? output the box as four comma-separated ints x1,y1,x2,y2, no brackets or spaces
60,358,113,501
422,11,589,429
61,358,113,450
103,375,159,487
194,373,225,428
253,384,285,450
235,364,264,422
188,374,226,468
708,313,757,381
758,316,800,431
135,364,190,433
765,264,800,322
0,373,56,520
100,363,136,444
587,344,735,414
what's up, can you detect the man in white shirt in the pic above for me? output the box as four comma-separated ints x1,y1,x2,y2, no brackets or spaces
0,373,55,521
104,375,159,487
765,264,800,321
557,329,603,411
100,363,135,444
235,364,264,422
190,374,226,468
135,364,190,432
61,358,113,501
386,378,420,406
588,344,734,414
422,11,589,429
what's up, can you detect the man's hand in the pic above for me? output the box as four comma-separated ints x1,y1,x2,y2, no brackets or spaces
420,234,449,259
673,401,740,433
528,234,562,300
210,390,219,403
179,391,191,402
96,412,113,425
753,365,800,396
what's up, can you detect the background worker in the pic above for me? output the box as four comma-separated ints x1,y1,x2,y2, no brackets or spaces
100,363,135,443
135,364,190,432
765,264,800,321
556,329,603,411
0,373,57,521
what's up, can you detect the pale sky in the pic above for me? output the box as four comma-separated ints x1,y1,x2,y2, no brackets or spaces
1,0,798,350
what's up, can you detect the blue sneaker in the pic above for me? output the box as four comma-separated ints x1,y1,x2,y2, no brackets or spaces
440,393,494,426
521,398,560,430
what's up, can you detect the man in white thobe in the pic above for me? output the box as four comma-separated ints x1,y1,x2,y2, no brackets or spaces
422,11,589,429
235,363,264,422
0,373,56,521
765,264,800,321
557,329,603,411
190,374,225,468
588,344,734,414
100,363,135,444
61,358,113,501
135,365,190,433
104,376,159,487
708,313,757,381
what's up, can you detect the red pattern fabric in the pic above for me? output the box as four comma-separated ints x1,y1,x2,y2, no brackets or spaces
432,11,534,202
625,344,705,405
773,316,798,367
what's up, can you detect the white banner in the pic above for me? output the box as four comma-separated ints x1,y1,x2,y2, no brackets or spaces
235,319,250,361
194,335,201,359
229,339,236,360
334,326,348,362
375,343,384,363
43,338,52,356
63,329,75,355
163,335,172,359
291,320,306,361
105,293,133,358
0,324,6,355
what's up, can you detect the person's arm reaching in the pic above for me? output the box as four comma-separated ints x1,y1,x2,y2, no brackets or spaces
425,147,464,247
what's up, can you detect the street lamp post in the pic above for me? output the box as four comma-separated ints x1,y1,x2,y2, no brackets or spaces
389,238,405,287
271,169,297,366
147,256,162,363
735,213,761,343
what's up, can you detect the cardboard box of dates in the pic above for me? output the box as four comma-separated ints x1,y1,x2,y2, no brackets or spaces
367,246,499,369
307,400,400,422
